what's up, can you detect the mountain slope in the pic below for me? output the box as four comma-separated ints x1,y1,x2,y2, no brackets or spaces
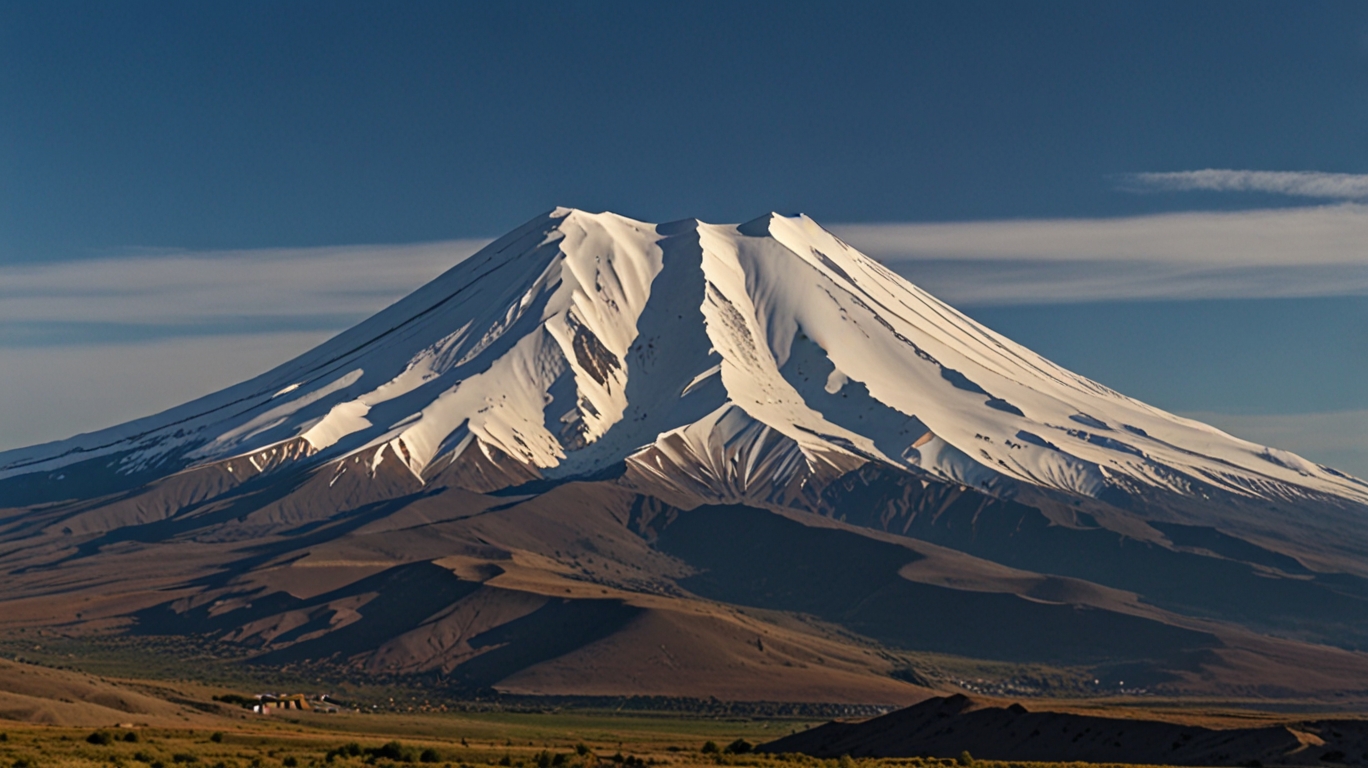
2,208,1368,704
4,208,1363,518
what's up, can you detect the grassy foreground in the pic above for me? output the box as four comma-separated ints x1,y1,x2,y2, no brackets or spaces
0,710,1182,768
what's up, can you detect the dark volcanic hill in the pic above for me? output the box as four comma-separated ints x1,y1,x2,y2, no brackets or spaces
761,694,1368,765
2,208,1368,704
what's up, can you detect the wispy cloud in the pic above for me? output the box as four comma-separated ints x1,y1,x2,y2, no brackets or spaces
7,205,1364,343
1117,169,1368,199
0,332,331,452
833,204,1368,304
0,239,488,450
0,239,489,345
1183,409,1368,480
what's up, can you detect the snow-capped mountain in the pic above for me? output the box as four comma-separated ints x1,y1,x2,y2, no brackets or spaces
3,207,1365,514
7,208,1368,703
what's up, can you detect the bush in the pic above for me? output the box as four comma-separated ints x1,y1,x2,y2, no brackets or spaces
172,754,200,764
210,732,224,744
87,731,115,745
701,742,719,754
125,731,141,743
13,759,38,768
370,741,419,763
0,733,7,742
133,751,156,762
958,751,974,767
327,743,365,762
283,757,299,767
724,740,752,755
419,748,441,763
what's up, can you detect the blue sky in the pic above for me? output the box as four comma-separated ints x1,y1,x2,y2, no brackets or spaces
1,1,1366,475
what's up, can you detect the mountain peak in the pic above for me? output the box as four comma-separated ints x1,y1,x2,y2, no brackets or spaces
8,208,1368,700
3,210,1365,529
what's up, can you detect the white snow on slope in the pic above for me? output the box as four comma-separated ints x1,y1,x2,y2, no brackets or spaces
2,208,1365,512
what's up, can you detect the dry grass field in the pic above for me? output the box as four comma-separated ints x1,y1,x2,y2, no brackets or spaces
0,710,1182,768
0,631,1362,768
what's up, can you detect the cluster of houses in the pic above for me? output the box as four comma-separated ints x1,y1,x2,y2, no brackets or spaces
251,693,340,714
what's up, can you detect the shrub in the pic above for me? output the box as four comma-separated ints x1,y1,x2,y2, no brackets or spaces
498,756,512,767
328,742,366,762
13,758,38,768
88,730,116,745
133,750,156,762
370,741,419,763
125,731,141,743
574,744,591,757
958,751,974,767
0,733,7,742
420,749,441,764
283,757,299,767
172,754,200,764
724,740,752,755
210,733,224,744
701,742,719,754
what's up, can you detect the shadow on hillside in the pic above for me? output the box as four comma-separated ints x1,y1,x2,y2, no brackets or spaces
654,504,1219,665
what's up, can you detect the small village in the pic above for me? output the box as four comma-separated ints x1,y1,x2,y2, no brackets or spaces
249,693,340,714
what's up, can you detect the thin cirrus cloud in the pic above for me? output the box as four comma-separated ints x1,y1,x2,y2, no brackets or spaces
1,203,1365,352
4,203,1366,349
1117,169,1368,199
838,203,1368,305
0,239,485,451
0,239,490,348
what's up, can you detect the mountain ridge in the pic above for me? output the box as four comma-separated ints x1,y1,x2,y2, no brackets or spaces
3,208,1368,704
4,208,1363,511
